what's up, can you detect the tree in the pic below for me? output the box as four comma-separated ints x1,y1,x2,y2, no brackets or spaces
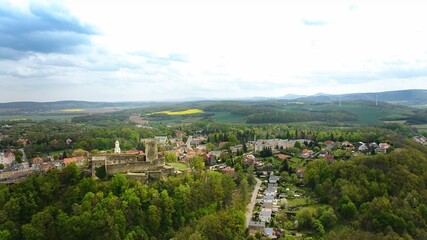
62,151,68,159
148,205,161,235
95,165,106,180
165,152,177,162
61,163,80,185
304,159,332,188
339,196,357,219
280,159,289,172
110,174,129,196
242,141,247,153
260,147,272,157
319,208,337,229
189,156,205,170
296,208,313,229
15,155,23,163
0,164,4,170
206,143,215,152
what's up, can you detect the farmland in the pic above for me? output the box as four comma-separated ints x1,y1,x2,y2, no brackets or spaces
148,108,204,115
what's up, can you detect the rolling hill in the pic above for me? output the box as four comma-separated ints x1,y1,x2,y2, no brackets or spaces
295,89,427,106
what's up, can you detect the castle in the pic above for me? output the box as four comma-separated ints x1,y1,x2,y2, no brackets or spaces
91,140,175,181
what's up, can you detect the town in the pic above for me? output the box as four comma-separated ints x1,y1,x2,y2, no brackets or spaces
1,122,406,239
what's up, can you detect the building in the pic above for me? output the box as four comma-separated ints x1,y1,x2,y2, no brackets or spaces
154,136,168,144
114,140,121,154
63,156,87,167
260,208,272,222
91,140,174,181
32,157,44,166
248,221,265,235
269,175,280,184
264,228,277,239
253,139,310,152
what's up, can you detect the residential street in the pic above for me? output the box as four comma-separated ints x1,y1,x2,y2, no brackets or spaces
246,177,262,227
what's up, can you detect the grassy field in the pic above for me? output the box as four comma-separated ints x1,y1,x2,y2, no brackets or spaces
288,157,306,169
148,109,204,115
413,124,427,130
0,114,82,122
168,162,188,171
287,197,309,207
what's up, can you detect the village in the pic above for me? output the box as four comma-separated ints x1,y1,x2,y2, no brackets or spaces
0,128,400,238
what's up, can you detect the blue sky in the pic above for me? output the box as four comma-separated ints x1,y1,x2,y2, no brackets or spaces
1,0,427,102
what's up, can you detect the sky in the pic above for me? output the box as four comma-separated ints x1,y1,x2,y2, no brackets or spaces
1,0,427,102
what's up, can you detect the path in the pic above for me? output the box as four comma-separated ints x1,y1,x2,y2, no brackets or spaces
246,177,262,227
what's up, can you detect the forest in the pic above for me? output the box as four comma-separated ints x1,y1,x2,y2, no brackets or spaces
0,168,251,240
301,139,427,239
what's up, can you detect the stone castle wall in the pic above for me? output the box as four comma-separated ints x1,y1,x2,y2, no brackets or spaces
106,158,165,174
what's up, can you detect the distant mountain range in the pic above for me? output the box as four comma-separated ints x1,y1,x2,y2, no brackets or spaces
0,100,153,114
285,89,427,106
0,89,426,113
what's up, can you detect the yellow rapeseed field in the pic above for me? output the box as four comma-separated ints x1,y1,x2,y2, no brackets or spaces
61,109,85,112
149,109,204,115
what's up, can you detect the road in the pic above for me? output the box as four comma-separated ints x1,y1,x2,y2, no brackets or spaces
246,177,262,227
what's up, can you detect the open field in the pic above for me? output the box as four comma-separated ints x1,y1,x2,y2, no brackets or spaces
148,109,204,115
61,109,85,112
383,120,407,124
0,114,83,122
413,124,427,130
129,115,148,124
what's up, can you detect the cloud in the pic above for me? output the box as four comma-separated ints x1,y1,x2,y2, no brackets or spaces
0,1,97,57
302,19,327,26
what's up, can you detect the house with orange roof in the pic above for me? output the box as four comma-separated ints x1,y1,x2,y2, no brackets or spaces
32,157,43,166
63,156,87,167
301,149,313,158
17,138,29,145
275,154,289,160
222,166,236,177
325,140,335,150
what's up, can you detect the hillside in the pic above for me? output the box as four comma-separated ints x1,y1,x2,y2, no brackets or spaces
296,89,427,106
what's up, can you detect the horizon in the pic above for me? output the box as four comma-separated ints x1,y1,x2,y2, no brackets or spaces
0,88,425,104
1,0,427,102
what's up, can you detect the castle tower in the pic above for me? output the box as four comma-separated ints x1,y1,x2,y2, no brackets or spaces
114,140,121,154
145,140,157,162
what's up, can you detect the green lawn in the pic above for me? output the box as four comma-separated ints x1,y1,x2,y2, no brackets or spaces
287,197,309,207
288,157,305,169
168,162,188,171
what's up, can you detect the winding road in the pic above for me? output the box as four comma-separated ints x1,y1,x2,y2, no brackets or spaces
246,177,262,227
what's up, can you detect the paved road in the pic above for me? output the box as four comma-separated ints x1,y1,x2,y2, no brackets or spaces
246,177,262,227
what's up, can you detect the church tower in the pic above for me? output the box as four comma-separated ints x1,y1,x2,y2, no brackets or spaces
114,140,121,154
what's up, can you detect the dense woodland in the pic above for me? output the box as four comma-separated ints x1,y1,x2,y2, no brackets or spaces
301,140,427,239
0,168,251,240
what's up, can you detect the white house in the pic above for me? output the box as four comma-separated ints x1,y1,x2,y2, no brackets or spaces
260,209,272,222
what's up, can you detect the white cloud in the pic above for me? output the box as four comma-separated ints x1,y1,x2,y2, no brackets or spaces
1,0,427,102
